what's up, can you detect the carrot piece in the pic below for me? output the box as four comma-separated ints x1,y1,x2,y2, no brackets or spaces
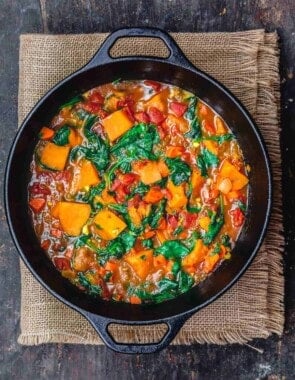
166,145,185,158
39,127,54,140
101,109,133,142
39,142,70,171
203,253,220,274
198,216,211,231
166,179,187,211
55,202,91,236
132,160,162,185
71,159,100,192
125,249,154,280
68,129,83,147
219,159,249,190
93,209,127,240
144,187,164,204
191,168,205,196
29,198,46,213
214,115,227,135
130,296,142,304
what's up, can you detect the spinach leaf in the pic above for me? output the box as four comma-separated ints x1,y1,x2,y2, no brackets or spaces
187,204,202,213
142,238,154,249
74,234,91,248
59,95,83,110
148,200,166,229
81,181,106,204
111,123,160,164
53,125,70,146
78,273,102,296
155,240,190,259
221,234,231,248
196,147,219,177
165,157,191,185
128,182,150,198
202,210,224,245
235,199,247,213
97,231,136,265
177,270,194,293
185,97,201,140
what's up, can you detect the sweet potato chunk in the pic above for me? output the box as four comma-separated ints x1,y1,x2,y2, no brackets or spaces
182,239,208,270
145,89,169,113
219,159,248,190
166,179,187,211
125,249,153,279
39,142,70,171
71,159,100,192
101,109,133,142
93,209,127,240
54,202,91,236
132,160,162,185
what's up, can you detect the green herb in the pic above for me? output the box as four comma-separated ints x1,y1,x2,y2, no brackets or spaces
81,181,106,205
59,95,83,110
165,157,191,185
78,272,102,296
155,240,190,260
172,261,181,276
235,200,247,213
52,125,70,146
74,234,91,248
128,182,150,198
196,147,219,177
173,225,184,236
104,272,112,282
210,243,221,256
185,231,201,251
177,270,194,293
187,204,202,213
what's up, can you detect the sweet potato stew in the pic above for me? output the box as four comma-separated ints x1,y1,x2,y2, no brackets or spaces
28,80,249,304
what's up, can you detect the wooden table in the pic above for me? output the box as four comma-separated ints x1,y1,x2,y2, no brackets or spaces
0,1,294,378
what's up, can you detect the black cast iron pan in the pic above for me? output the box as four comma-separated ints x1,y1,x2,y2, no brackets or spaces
5,27,272,354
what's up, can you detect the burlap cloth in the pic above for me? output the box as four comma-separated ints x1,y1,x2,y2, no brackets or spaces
18,30,284,346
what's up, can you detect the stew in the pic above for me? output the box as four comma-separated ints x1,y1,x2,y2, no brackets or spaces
28,80,249,304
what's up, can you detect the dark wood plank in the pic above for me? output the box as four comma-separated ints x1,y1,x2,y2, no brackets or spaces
0,0,294,379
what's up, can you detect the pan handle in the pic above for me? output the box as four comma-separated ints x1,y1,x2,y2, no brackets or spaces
84,27,194,69
84,312,190,354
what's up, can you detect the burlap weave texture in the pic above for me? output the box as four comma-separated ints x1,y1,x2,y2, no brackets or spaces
18,30,284,345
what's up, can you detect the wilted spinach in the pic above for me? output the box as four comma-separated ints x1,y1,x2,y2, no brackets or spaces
78,272,102,296
165,157,191,185
155,240,190,259
53,125,70,146
196,147,219,177
185,96,201,140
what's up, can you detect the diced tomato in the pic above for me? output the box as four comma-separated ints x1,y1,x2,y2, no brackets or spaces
29,183,51,196
202,120,215,134
111,178,121,191
115,185,129,203
147,107,166,125
29,198,46,213
167,215,178,229
169,102,187,117
53,257,71,271
82,102,108,119
134,112,150,123
162,188,172,200
128,194,141,208
119,173,139,186
41,239,50,250
124,105,135,122
55,170,72,182
157,124,167,139
183,212,198,229
50,228,63,238
88,91,104,104
229,208,245,228
144,80,162,92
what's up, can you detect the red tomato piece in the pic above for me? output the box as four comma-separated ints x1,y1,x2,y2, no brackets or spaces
229,208,245,228
169,102,187,117
144,80,162,92
50,228,63,238
134,112,150,123
128,194,141,208
203,120,215,134
53,257,71,271
119,173,139,186
29,198,46,213
41,239,50,250
29,183,51,196
88,91,104,104
183,212,198,229
147,107,166,125
167,215,178,229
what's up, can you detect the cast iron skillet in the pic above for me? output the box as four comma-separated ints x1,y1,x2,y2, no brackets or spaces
5,27,272,354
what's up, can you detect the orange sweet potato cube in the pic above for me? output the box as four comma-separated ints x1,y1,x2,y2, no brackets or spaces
101,109,133,142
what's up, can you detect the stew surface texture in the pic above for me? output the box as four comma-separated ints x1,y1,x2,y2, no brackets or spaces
28,80,249,304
